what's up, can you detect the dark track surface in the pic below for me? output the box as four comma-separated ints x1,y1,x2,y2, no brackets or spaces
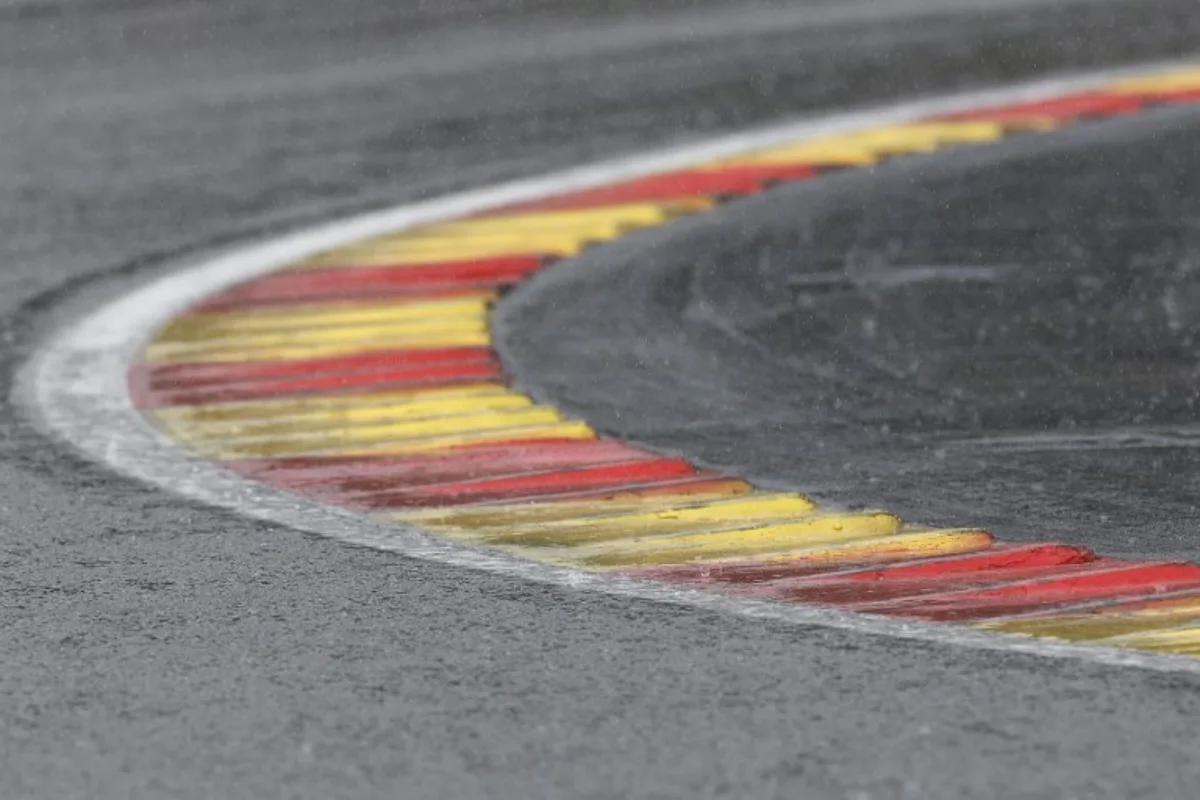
6,1,1200,798
502,104,1200,563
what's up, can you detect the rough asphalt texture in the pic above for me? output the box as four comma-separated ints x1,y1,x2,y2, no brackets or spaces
4,1,1200,798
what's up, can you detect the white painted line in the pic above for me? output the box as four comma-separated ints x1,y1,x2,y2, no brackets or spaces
17,61,1200,676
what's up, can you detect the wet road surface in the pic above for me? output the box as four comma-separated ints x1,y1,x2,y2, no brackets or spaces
5,1,1200,797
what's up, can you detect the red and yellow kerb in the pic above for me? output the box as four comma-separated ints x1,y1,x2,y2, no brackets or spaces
131,67,1200,657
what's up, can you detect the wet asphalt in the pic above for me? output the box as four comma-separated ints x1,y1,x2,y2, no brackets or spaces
5,1,1200,798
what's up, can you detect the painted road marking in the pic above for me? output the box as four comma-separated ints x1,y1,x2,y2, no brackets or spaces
133,64,1200,645
24,61,1200,674
457,494,820,546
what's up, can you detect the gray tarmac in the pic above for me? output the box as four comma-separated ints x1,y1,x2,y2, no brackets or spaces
501,103,1200,563
5,1,1200,798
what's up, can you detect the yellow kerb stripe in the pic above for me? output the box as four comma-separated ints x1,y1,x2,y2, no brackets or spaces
143,329,493,365
189,406,568,459
462,494,818,547
160,393,536,443
749,528,996,570
296,201,715,268
719,121,1008,168
979,595,1200,642
148,314,487,357
431,201,708,233
840,121,1008,150
298,235,588,267
392,483,757,529
1098,624,1200,654
534,511,904,568
1109,68,1200,93
159,295,493,339
235,420,599,460
153,384,511,426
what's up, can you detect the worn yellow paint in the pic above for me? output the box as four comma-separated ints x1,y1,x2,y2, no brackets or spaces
298,235,589,267
370,229,619,249
979,595,1200,642
536,511,903,568
432,201,708,233
720,121,1009,168
303,202,709,264
143,328,492,364
148,314,486,358
188,406,568,459
161,392,535,443
461,493,818,547
293,201,713,267
395,482,757,530
160,295,494,339
840,121,1008,152
751,528,996,570
718,140,880,168
1109,68,1200,93
255,420,599,460
153,384,511,426
1098,624,1200,654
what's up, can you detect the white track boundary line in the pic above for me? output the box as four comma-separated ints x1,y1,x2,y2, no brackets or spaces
17,60,1200,676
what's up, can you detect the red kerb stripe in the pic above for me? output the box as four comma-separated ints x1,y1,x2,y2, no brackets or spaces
940,91,1147,123
136,347,494,388
193,256,546,311
853,562,1200,622
506,165,819,211
755,546,1099,605
135,361,503,408
232,440,657,493
340,459,702,509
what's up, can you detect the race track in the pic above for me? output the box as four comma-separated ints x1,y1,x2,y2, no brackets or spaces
5,1,1200,797
504,101,1200,562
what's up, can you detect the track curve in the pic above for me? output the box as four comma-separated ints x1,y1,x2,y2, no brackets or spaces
32,63,1200,664
9,2,1200,798
503,92,1200,565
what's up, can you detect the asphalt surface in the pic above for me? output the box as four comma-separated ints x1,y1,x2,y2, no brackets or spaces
501,103,1200,563
5,1,1200,798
